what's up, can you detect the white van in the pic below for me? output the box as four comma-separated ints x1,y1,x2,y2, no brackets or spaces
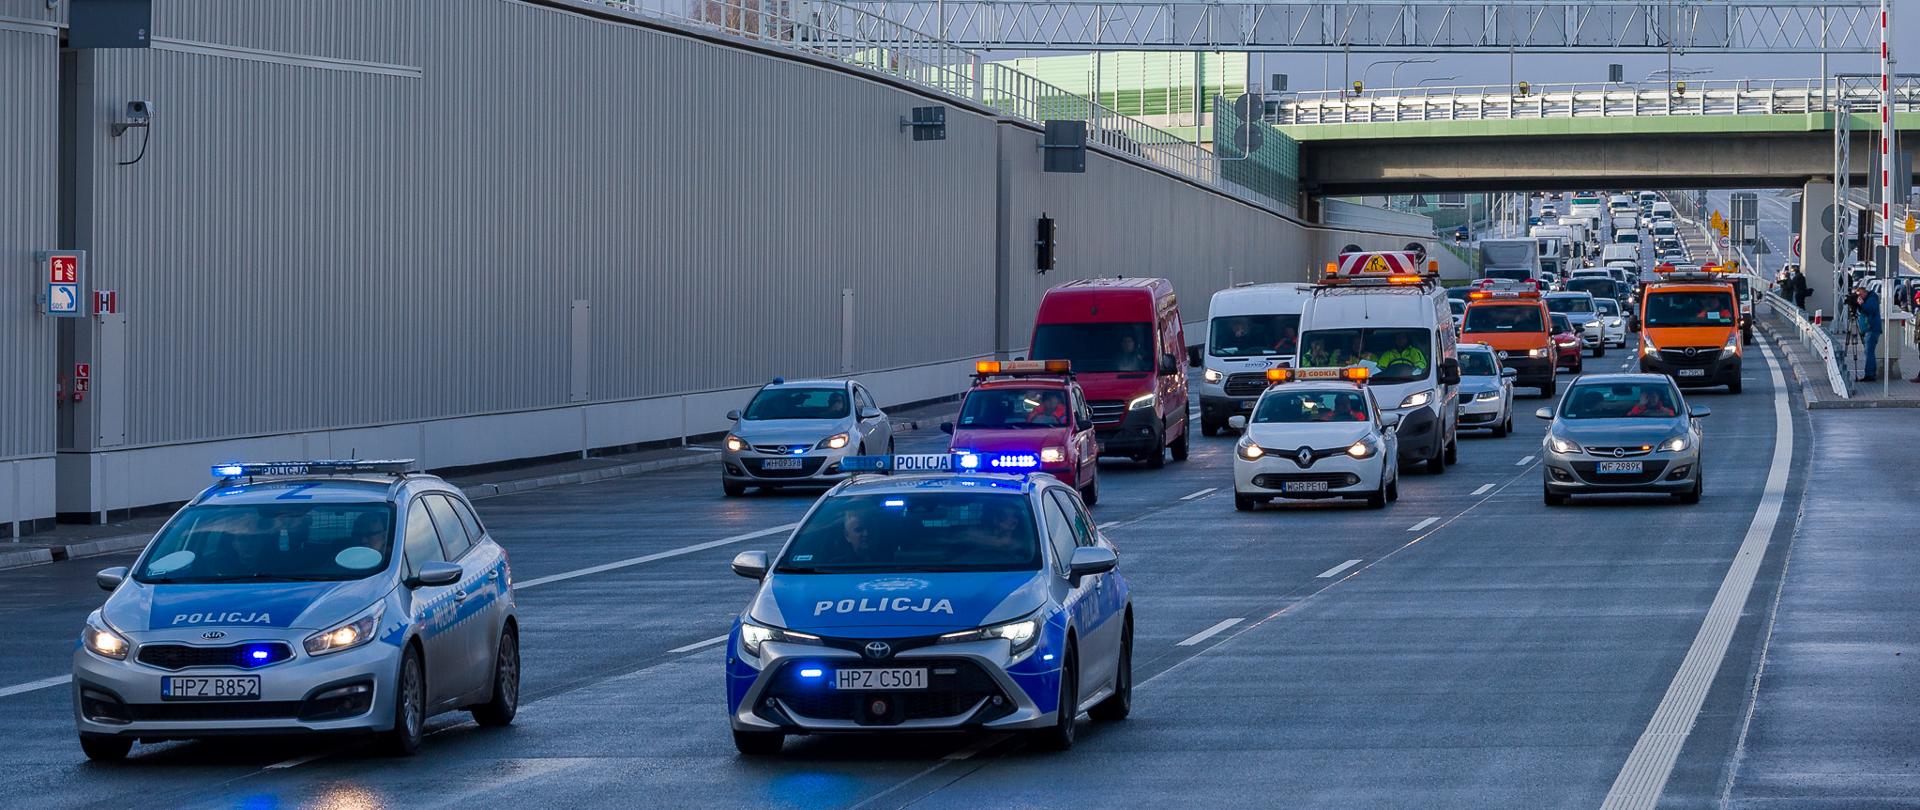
1600,243,1639,266
1197,282,1312,435
1297,256,1460,473
1651,201,1675,221
1615,228,1642,245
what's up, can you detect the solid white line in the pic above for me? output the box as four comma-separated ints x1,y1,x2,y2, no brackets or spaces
1179,487,1217,501
1316,559,1363,579
265,751,334,770
668,634,729,654
1097,521,1120,529
1516,455,1536,466
1406,517,1439,532
0,675,69,699
514,523,798,590
1471,483,1495,496
1176,618,1244,647
1601,340,1795,810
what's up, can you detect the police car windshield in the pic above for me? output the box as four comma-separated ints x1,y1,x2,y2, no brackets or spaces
134,503,395,584
1254,390,1371,424
1644,291,1735,327
1030,323,1154,373
1458,351,1499,376
1295,328,1431,384
1561,382,1682,419
958,388,1071,429
1546,296,1593,313
1464,305,1544,333
1209,314,1299,358
743,387,849,420
777,493,1041,574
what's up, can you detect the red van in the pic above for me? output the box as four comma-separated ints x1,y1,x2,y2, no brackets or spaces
1028,278,1191,467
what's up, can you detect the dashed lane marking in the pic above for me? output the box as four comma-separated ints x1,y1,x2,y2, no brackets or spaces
1316,560,1363,579
1176,618,1245,647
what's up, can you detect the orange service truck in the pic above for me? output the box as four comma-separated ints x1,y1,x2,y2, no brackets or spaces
1636,264,1742,394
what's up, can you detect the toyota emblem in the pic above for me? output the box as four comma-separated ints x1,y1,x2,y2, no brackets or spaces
1613,448,1627,458
201,630,227,640
863,641,892,659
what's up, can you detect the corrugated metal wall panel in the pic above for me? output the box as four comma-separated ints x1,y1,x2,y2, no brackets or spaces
0,26,59,460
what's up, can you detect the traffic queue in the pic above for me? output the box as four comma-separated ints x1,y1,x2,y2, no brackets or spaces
67,236,1739,763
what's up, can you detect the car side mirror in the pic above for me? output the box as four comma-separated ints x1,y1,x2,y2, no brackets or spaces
1227,415,1248,430
1688,404,1712,418
1438,358,1461,386
1534,407,1554,420
939,421,954,434
96,566,128,592
410,560,462,588
1501,367,1518,378
1379,412,1402,429
1067,546,1117,584
859,407,883,420
1160,354,1180,376
725,409,742,421
1187,346,1203,367
731,550,770,580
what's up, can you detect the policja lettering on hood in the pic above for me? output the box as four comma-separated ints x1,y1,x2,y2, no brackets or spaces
814,596,955,616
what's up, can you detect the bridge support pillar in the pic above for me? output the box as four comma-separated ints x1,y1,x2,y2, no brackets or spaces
1798,180,1838,322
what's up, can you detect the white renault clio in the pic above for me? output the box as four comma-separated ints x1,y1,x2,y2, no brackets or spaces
1230,367,1401,510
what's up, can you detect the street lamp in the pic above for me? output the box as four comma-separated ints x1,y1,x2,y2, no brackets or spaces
1361,58,1438,91
1417,75,1460,88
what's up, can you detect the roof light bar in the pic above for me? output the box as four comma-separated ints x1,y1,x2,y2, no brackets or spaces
210,459,417,479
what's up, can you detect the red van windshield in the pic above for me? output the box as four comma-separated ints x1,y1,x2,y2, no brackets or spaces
1031,323,1154,373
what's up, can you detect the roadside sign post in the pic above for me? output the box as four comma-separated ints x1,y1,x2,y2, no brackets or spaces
34,251,86,318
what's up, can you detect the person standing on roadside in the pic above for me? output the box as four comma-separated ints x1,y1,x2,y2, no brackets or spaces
1855,285,1882,383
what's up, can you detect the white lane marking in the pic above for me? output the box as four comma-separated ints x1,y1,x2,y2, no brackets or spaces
1097,521,1120,529
1471,483,1495,496
514,523,798,590
1406,517,1439,532
266,751,335,770
1601,339,1794,810
1516,455,1536,466
0,675,69,699
1179,487,1217,501
667,634,729,654
1316,559,1363,579
1176,618,1244,647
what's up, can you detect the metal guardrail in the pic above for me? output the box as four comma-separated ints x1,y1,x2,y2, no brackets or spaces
1270,76,1920,126
1762,290,1850,399
570,0,1300,213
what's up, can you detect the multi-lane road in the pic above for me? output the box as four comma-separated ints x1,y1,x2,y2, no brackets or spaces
0,337,1825,809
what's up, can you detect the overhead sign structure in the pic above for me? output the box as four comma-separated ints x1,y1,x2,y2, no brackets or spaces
36,251,86,318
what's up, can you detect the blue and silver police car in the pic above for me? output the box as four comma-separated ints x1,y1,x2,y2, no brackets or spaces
724,454,1132,754
73,461,519,760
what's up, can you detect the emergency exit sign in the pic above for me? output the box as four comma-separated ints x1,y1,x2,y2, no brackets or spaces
35,251,86,318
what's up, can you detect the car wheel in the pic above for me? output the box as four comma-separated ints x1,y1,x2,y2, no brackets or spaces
1592,345,1606,358
1727,378,1743,394
1234,492,1256,511
1679,470,1703,504
78,733,131,762
1089,618,1132,722
733,729,785,756
471,627,520,727
1386,473,1400,502
1080,475,1099,507
1573,356,1584,373
887,438,895,455
1032,643,1079,751
1491,413,1509,438
1145,431,1167,469
1170,426,1190,462
722,481,747,497
380,645,426,756
1444,435,1458,464
1544,485,1567,506
1201,417,1222,437
1366,485,1387,509
1425,438,1446,474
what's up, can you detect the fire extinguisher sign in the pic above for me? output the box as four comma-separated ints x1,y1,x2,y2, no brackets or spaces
35,250,87,318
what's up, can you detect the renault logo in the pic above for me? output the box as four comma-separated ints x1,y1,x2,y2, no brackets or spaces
1295,447,1314,467
201,630,227,640
863,641,892,659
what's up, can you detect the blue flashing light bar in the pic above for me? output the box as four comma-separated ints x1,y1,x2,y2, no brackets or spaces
842,452,1047,476
988,454,1039,470
798,668,824,678
211,459,417,479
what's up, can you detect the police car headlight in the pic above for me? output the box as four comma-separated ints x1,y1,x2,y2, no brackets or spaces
82,617,129,660
738,620,820,657
724,434,749,453
1475,391,1502,402
1659,435,1689,453
1236,441,1265,461
1127,393,1156,411
1039,446,1066,464
303,604,384,657
1203,368,1223,384
1398,391,1431,409
939,615,1040,656
817,433,850,451
1548,435,1583,455
1345,439,1377,459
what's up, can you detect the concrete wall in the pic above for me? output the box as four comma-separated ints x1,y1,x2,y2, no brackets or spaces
16,0,1434,520
0,10,62,535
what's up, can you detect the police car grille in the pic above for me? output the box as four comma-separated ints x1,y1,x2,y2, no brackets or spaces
137,642,294,671
1251,472,1362,489
765,659,1006,726
1223,373,1268,397
744,457,827,478
1658,348,1720,366
1571,460,1671,485
127,701,304,722
1087,401,1127,425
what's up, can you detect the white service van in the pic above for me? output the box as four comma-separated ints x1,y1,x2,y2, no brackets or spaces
1196,282,1312,435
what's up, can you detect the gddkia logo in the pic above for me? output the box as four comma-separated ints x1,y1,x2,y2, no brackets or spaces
857,577,930,593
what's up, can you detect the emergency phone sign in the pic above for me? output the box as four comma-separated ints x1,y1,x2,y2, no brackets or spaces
36,251,86,318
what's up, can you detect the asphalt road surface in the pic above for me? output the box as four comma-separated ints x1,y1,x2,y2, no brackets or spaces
0,339,1820,809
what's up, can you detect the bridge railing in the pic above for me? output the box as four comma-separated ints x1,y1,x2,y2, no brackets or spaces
1270,76,1920,126
581,0,1303,213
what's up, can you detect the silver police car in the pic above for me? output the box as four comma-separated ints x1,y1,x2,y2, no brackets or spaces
1537,376,1709,504
722,378,894,496
74,460,519,760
